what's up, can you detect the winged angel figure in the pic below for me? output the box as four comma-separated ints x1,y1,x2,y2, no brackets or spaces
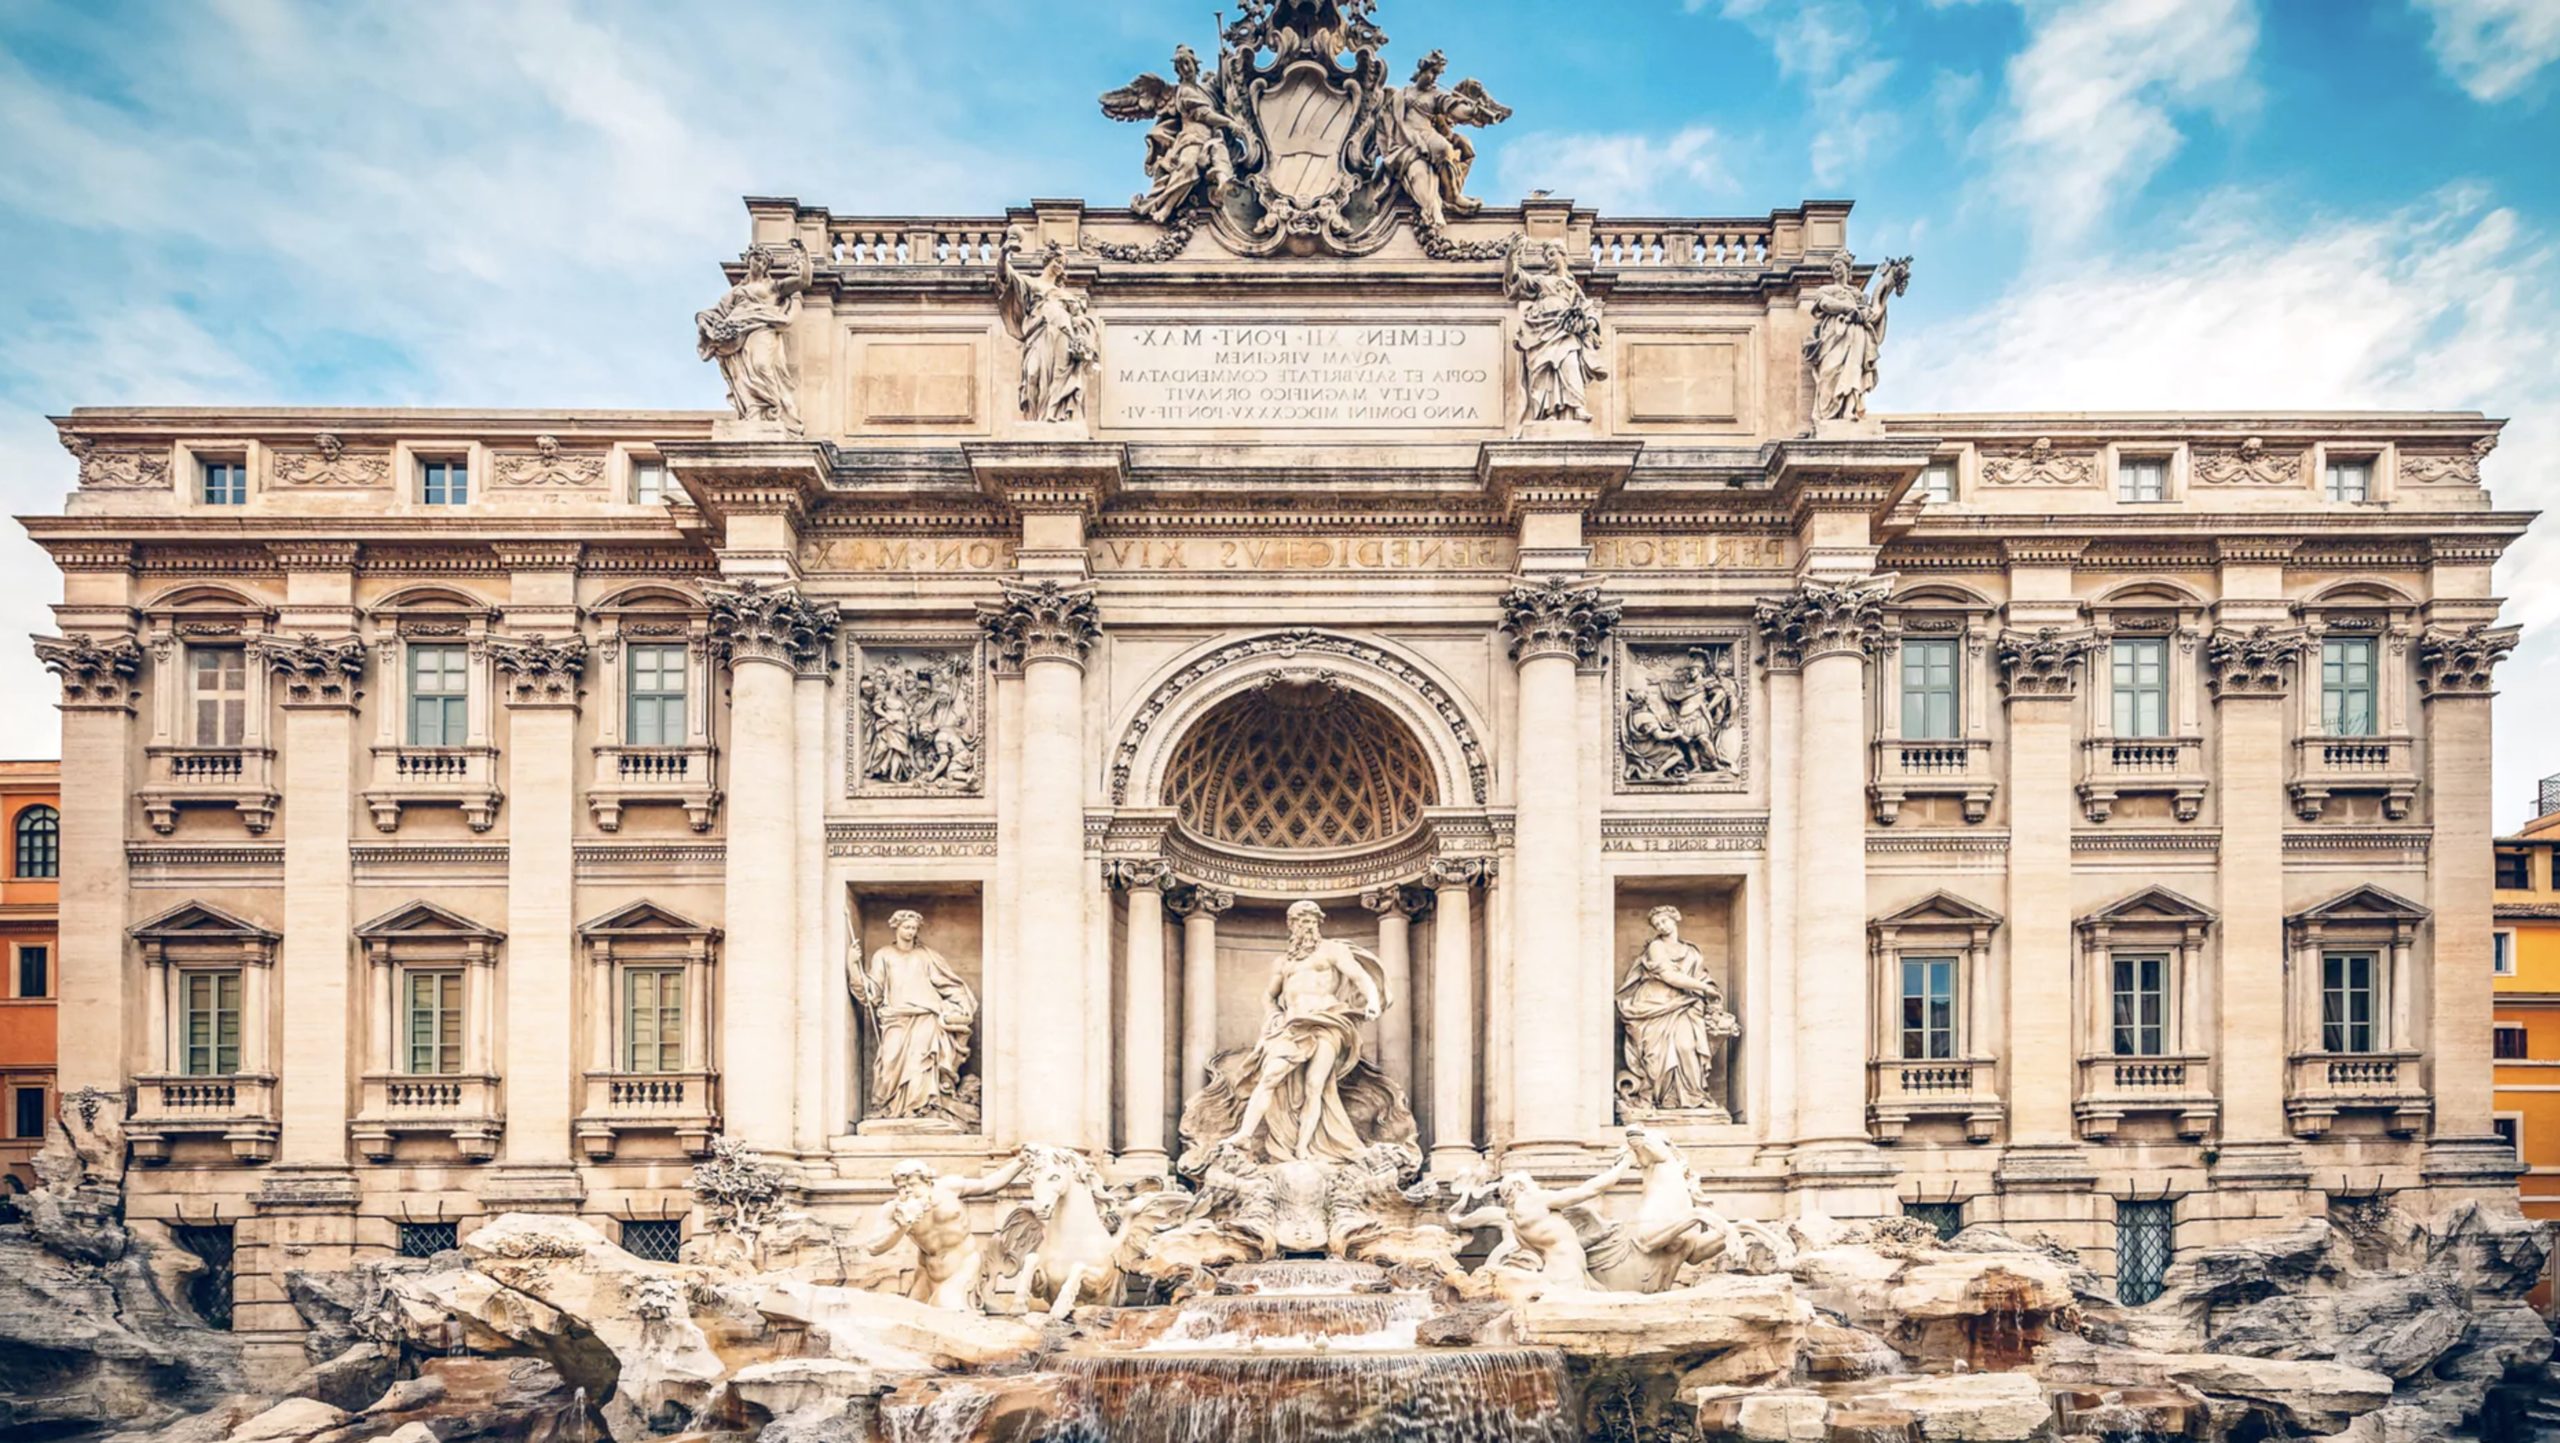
1101,45,1259,224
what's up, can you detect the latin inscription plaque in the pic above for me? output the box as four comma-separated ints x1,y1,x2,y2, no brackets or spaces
1107,318,1506,431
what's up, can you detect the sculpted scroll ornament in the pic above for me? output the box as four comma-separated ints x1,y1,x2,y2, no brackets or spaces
1754,576,1892,667
2205,626,2308,698
62,435,171,492
706,580,839,672
489,635,590,705
996,238,1102,423
696,241,813,432
34,633,145,709
257,634,368,707
2417,624,2520,697
979,581,1101,669
2403,436,2498,486
1982,437,2097,487
1507,237,1609,424
273,433,391,488
1804,252,1910,424
2194,437,2302,487
494,435,606,488
1499,576,1622,664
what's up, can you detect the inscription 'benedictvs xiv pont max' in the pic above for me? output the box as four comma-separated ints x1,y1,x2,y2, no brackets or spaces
17,0,2534,1380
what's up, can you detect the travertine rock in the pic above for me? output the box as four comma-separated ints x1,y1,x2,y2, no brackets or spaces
218,1397,350,1443
1511,1274,1811,1370
2156,1354,2393,1436
751,1278,1043,1372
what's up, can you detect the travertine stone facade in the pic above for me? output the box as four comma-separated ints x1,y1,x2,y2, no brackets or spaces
19,31,2535,1368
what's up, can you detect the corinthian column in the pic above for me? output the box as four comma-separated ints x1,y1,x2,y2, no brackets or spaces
1756,577,1890,1172
1994,626,2097,1180
34,631,144,1099
982,580,1102,1148
490,629,589,1170
1498,576,1620,1155
708,580,837,1152
2419,621,2520,1177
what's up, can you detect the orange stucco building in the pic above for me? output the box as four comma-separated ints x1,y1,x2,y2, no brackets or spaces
1,761,60,1195
2494,779,2560,1221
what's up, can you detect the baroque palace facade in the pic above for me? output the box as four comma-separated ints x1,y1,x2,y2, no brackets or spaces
19,5,2535,1367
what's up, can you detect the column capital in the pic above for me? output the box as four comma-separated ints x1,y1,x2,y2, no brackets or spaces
257,633,369,711
1498,575,1621,666
490,634,590,709
1167,883,1234,919
2417,623,2520,700
1363,884,1435,922
1101,859,1175,892
1427,855,1497,890
1754,574,1892,669
707,579,839,673
34,631,144,712
981,579,1101,671
2204,625,2308,700
1995,627,2098,702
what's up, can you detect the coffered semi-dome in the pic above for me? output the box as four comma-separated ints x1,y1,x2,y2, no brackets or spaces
1164,682,1437,852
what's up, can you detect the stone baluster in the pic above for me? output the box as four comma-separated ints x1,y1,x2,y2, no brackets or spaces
1107,861,1175,1170
1171,883,1234,1112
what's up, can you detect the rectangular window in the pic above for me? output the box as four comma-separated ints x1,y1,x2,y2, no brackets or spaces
2110,638,2170,739
2495,1116,2522,1158
2497,851,2533,890
2117,1199,2174,1307
2111,955,2169,1057
632,457,670,505
171,1225,234,1330
200,460,248,506
1900,956,1957,1061
621,1219,683,1262
181,970,243,1076
1916,462,1955,505
626,644,689,746
12,1086,42,1141
1900,640,1960,742
419,458,469,506
405,970,464,1076
2496,1025,2529,1060
407,645,470,747
2496,933,2517,977
397,1221,460,1258
2322,951,2379,1054
2326,457,2373,502
625,967,686,1074
2118,456,2168,502
1904,1201,1963,1243
16,945,47,1000
192,647,250,748
2320,638,2378,738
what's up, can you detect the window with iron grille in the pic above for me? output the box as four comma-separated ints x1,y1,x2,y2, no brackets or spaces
2117,1199,2174,1307
173,1224,235,1329
1904,1202,1963,1242
398,1221,460,1258
14,805,58,879
622,1219,683,1263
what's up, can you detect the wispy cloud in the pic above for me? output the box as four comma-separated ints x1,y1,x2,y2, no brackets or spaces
1491,125,1733,214
2412,0,2560,102
1695,0,1899,187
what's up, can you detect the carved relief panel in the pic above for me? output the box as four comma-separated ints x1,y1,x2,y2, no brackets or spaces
1613,632,1749,794
846,637,986,797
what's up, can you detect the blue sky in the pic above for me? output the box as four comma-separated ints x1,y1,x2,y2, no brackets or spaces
2,0,2556,824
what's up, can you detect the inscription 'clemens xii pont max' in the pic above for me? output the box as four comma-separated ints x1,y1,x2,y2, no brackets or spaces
1110,320,1506,429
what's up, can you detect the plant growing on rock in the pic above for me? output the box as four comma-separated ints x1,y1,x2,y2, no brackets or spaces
684,1137,789,1267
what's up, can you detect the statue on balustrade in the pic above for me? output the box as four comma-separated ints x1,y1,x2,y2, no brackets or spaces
1101,44,1250,225
1615,906,1740,1117
858,1154,1028,1312
849,911,980,1129
695,240,813,432
1507,236,1609,423
1178,899,1419,1173
1372,50,1511,232
1804,251,1911,424
995,235,1103,423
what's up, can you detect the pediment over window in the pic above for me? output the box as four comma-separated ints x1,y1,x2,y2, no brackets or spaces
2289,884,2429,929
579,901,719,940
131,900,279,943
2078,885,2216,933
1871,890,2003,937
355,900,503,942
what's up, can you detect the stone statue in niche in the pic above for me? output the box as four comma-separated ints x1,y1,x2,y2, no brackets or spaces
696,240,813,432
1620,644,1741,785
996,236,1103,423
858,1154,1028,1311
848,910,981,1130
1804,251,1911,424
1178,899,1419,1172
1615,906,1739,1118
1507,236,1609,423
858,650,981,793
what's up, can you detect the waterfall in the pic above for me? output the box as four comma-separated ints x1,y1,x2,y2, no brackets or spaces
884,1384,995,1443
1049,1349,1576,1443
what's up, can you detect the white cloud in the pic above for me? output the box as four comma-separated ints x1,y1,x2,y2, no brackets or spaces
1492,126,1734,215
1898,187,2560,828
1695,0,1900,187
1976,0,2260,251
2413,0,2560,102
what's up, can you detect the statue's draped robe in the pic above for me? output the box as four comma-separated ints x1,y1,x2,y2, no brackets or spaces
1805,281,1882,422
864,945,976,1120
694,282,799,422
998,262,1100,423
1177,941,1419,1173
1515,272,1607,420
1616,939,1720,1110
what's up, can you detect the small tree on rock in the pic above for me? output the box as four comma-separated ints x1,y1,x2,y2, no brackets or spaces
685,1136,788,1267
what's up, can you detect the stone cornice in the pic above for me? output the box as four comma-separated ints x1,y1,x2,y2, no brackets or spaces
490,635,591,707
657,440,830,535
705,579,838,672
2417,623,2520,699
256,633,368,710
1755,575,1892,668
979,579,1101,671
1995,627,2098,701
1476,440,1641,520
2204,626,2309,699
268,541,362,572
34,632,144,712
1497,575,1622,665
964,442,1127,517
491,542,585,572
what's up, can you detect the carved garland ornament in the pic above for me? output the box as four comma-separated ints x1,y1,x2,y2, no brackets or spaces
1995,628,2097,700
1497,576,1622,665
490,635,591,705
273,433,391,488
979,580,1102,670
1753,576,1892,668
63,436,171,492
2193,437,2303,487
707,580,839,672
34,632,146,709
493,435,607,488
2416,624,2519,698
2402,436,2497,486
1980,437,2096,487
2204,626,2308,698
1109,628,1491,806
257,634,368,707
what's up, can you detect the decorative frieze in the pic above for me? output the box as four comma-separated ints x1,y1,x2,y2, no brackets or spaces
2400,436,2494,486
272,433,390,487
707,579,839,672
1615,636,1746,791
490,635,590,707
258,634,368,709
2416,624,2519,698
493,435,606,488
65,436,171,491
1980,437,2096,487
851,643,984,796
2204,626,2307,698
1596,817,1767,855
1498,576,1621,666
1754,575,1890,668
34,632,145,710
2192,437,2304,487
824,821,998,859
1995,627,2097,701
979,580,1101,670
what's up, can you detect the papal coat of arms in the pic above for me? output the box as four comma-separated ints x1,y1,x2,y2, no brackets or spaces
1101,0,1510,257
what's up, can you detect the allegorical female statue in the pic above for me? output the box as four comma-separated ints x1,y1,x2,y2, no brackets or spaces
849,910,979,1126
996,237,1103,423
1804,251,1911,424
695,240,813,431
1615,906,1739,1114
1179,900,1418,1171
1507,237,1610,423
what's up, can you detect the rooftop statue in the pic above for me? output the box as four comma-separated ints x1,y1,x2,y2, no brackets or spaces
1101,46,1251,226
1507,236,1610,423
994,235,1102,423
1805,250,1912,425
695,240,812,432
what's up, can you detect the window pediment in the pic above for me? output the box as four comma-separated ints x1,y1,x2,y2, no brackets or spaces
356,900,503,942
2078,885,2216,935
1871,890,2003,938
2290,884,2428,928
580,901,718,940
132,900,278,944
